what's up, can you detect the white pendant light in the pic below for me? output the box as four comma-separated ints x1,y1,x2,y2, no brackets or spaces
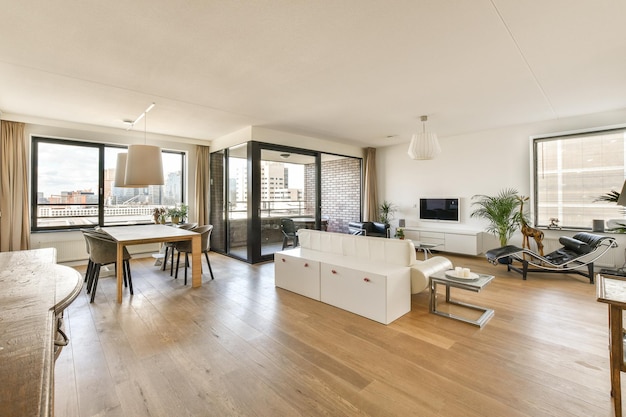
407,115,441,160
125,144,164,186
116,102,164,187
113,153,129,187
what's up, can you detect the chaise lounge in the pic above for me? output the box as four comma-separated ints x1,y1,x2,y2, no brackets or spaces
485,232,618,283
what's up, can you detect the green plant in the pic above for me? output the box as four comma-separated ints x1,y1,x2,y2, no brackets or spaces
394,227,405,239
379,200,396,224
595,190,621,203
470,188,523,247
167,204,188,221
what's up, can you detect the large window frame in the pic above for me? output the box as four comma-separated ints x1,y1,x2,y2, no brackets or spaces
31,136,186,231
533,127,626,230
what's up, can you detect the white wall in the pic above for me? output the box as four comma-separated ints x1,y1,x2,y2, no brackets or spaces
378,107,626,229
377,108,626,267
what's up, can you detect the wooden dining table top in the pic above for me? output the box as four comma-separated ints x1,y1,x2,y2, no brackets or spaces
101,224,198,245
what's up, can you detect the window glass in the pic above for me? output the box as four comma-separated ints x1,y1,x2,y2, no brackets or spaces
534,129,626,229
35,141,100,228
32,137,185,230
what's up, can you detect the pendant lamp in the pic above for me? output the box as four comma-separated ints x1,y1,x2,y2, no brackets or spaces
407,115,441,160
115,102,164,187
125,144,164,186
113,153,129,187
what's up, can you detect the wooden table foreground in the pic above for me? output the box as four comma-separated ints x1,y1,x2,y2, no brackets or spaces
0,248,82,417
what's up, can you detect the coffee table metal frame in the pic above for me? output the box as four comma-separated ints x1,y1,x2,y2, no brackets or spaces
429,270,495,327
414,242,442,259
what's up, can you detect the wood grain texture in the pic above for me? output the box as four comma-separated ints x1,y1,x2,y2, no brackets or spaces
0,248,83,417
55,252,619,416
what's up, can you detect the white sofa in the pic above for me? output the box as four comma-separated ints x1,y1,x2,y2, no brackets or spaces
274,229,452,324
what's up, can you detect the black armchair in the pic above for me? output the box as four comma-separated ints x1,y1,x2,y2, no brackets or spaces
347,221,390,238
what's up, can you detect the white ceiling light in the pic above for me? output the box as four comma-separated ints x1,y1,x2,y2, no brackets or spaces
115,102,164,187
407,115,441,160
113,152,128,187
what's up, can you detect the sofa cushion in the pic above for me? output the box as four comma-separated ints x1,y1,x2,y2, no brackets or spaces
298,229,413,267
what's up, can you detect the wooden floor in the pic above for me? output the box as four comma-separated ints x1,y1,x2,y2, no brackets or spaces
54,252,619,417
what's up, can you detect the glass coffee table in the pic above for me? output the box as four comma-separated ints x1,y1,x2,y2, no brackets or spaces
412,242,441,259
429,270,495,327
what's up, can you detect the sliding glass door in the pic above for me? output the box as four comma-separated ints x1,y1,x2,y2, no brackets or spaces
210,141,361,263
259,148,318,257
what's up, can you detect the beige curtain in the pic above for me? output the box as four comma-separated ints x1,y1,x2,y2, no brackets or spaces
363,147,378,222
194,145,211,226
0,121,30,251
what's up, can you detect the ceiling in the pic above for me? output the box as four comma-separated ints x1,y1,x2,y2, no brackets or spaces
1,0,625,148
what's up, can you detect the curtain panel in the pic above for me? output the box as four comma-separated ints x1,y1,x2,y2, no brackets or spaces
194,145,210,226
0,121,30,251
363,147,378,222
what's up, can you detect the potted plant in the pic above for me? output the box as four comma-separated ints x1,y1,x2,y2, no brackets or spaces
470,188,523,247
379,200,396,225
167,204,188,224
394,227,405,240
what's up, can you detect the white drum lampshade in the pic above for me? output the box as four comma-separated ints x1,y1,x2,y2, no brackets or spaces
113,153,128,187
124,144,164,187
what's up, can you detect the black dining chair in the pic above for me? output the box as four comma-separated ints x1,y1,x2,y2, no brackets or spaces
162,222,198,275
281,218,298,249
83,232,133,303
174,224,215,285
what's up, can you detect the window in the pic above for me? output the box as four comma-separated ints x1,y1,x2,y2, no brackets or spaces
32,137,185,231
534,128,626,229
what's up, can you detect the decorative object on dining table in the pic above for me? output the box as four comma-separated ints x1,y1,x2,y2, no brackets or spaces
395,227,405,239
153,207,167,224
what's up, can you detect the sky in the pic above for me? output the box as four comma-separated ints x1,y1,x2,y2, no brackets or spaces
37,142,182,197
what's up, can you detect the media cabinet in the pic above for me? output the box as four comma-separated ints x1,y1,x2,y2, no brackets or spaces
403,226,487,256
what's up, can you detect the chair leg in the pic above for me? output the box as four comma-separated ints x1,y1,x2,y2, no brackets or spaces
122,263,128,288
162,246,169,271
184,253,189,285
170,247,176,276
282,236,288,250
85,259,93,282
86,262,95,294
125,260,134,295
90,264,101,303
204,251,215,280
175,252,181,279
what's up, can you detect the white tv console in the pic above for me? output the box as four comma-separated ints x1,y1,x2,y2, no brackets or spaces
403,226,487,256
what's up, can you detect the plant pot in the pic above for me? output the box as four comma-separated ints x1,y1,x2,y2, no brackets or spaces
171,216,180,225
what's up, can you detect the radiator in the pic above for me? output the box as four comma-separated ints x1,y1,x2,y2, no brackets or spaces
32,237,159,263
33,239,88,263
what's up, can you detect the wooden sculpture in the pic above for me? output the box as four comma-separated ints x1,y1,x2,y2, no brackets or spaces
518,196,544,256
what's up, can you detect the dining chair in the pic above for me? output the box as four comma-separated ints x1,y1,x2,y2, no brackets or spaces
281,218,298,249
162,222,198,275
174,224,215,285
83,232,133,303
80,228,123,283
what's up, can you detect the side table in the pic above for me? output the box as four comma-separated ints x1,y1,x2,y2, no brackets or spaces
429,270,495,327
414,242,442,260
596,274,626,417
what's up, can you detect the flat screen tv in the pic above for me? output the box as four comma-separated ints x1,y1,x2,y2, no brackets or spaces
419,198,460,222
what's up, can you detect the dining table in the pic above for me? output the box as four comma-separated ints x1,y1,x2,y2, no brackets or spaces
102,224,202,303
